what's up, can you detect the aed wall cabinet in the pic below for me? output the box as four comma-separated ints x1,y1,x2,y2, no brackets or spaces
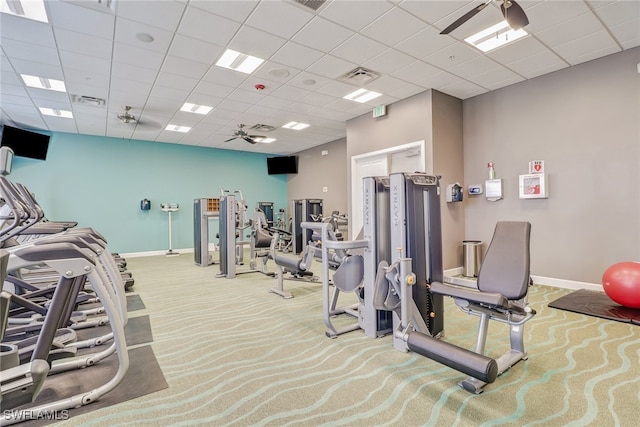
519,173,549,199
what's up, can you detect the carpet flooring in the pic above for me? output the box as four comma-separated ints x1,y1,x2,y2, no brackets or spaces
50,254,639,427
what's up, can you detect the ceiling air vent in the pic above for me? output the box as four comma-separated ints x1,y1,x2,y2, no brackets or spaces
71,94,106,107
294,0,327,12
340,67,381,85
250,124,276,132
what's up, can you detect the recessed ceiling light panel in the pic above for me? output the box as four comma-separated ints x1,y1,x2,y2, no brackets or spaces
0,0,48,22
216,49,264,74
180,102,213,115
343,88,382,104
39,107,73,118
254,137,276,143
165,124,191,133
21,74,66,92
464,20,528,53
282,121,310,130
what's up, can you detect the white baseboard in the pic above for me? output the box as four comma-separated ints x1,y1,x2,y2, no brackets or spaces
120,248,194,258
444,267,601,292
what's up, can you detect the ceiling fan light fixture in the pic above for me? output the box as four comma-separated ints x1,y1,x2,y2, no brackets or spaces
464,20,527,52
165,124,191,133
180,102,213,115
254,137,276,143
39,107,73,118
216,49,264,74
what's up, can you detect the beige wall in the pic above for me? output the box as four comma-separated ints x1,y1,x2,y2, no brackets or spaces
463,47,640,283
288,137,348,216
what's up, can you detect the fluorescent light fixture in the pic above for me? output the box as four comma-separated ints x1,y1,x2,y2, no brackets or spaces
165,124,191,133
39,107,73,118
0,0,48,23
21,74,66,92
215,49,264,74
282,121,310,130
180,102,213,115
464,20,528,53
343,88,382,104
254,137,276,144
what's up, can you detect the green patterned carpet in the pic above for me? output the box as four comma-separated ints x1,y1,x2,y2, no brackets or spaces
55,254,639,427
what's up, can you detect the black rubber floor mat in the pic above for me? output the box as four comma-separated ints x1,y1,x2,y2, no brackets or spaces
18,345,168,426
73,314,154,347
548,289,640,325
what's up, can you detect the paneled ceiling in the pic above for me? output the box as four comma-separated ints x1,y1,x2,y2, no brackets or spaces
1,0,638,155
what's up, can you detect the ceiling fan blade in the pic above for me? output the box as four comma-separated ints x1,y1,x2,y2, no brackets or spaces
247,134,266,139
243,137,257,144
440,0,492,35
224,136,238,142
501,0,529,30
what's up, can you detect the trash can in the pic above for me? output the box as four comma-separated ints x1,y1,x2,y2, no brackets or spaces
462,240,483,277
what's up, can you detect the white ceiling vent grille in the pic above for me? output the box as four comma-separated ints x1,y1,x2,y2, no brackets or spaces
71,94,106,107
293,0,327,12
250,124,276,132
339,67,381,86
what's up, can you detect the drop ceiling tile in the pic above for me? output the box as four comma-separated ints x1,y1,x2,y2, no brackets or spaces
271,85,313,102
114,17,174,54
161,55,210,80
112,42,165,70
363,48,416,75
168,34,224,65
361,7,428,47
554,30,620,65
201,66,248,87
469,67,525,91
63,68,110,94
59,50,111,75
611,18,640,49
391,60,442,83
0,71,21,86
525,0,592,33
330,34,388,65
1,84,28,97
424,42,480,70
228,26,287,60
246,1,313,39
594,0,640,27
0,14,56,47
394,26,456,59
188,0,259,23
366,75,409,94
27,88,70,103
388,82,427,99
1,40,59,66
111,62,159,85
115,0,186,31
177,6,241,45
9,58,64,80
257,95,295,110
448,55,500,80
0,93,33,107
292,17,355,53
270,42,325,70
228,88,267,105
417,71,464,90
306,55,358,80
315,80,360,98
287,71,332,91
319,0,392,31
252,61,301,84
3,106,47,129
298,91,336,107
399,0,477,26
109,79,152,100
185,94,224,109
243,76,284,95
536,11,606,48
440,80,487,99
42,116,77,133
507,50,568,79
54,28,113,59
48,0,115,39
194,80,237,99
486,35,546,64
154,71,199,92
216,98,253,114
245,104,281,118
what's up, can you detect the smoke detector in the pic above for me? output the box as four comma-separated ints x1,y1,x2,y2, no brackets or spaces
340,67,381,85
117,106,137,124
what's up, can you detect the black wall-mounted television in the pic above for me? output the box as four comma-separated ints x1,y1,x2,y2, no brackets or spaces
0,125,51,161
267,155,298,175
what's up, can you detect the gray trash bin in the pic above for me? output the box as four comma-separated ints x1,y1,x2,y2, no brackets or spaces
462,240,483,277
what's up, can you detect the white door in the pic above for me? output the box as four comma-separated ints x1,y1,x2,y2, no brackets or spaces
351,154,388,239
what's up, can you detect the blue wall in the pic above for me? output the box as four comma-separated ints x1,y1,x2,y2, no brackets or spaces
9,132,288,253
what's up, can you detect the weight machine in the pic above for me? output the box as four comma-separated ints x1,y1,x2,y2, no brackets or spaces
291,199,322,254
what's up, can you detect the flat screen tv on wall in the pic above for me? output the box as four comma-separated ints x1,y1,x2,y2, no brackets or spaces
0,125,51,160
267,156,298,175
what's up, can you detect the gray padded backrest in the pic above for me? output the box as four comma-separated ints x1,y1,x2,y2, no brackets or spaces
477,221,531,300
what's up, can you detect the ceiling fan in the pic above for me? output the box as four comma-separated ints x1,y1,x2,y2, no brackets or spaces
224,124,265,145
117,106,138,124
440,0,529,35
